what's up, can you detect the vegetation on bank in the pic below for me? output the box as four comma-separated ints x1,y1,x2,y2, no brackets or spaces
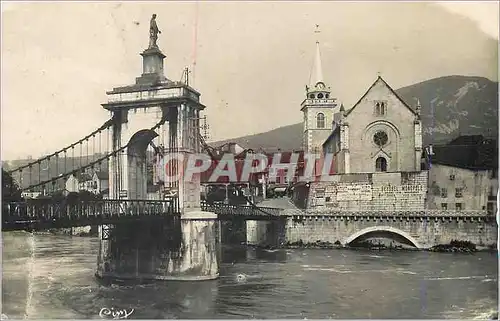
251,239,497,252
2,169,98,237
429,240,477,253
2,169,22,202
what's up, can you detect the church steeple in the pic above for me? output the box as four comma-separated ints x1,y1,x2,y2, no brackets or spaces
301,25,338,153
307,25,330,95
312,40,324,88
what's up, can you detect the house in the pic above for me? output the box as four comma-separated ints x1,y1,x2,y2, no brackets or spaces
21,185,44,199
424,135,498,213
147,184,161,200
65,173,80,193
77,173,94,193
65,171,109,195
92,171,109,195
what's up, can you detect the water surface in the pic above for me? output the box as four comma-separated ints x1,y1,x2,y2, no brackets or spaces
2,232,497,319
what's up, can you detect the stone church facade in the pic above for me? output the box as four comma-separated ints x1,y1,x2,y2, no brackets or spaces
322,76,423,174
298,39,428,211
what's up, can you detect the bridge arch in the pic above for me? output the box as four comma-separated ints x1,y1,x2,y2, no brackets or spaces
127,129,159,156
126,129,159,199
342,226,423,249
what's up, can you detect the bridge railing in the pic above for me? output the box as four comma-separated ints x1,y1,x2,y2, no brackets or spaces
2,197,179,224
200,201,283,217
303,208,492,217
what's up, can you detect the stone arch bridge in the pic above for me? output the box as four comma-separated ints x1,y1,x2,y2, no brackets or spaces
242,208,497,249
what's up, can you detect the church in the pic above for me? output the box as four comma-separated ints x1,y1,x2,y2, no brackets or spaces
295,38,428,211
301,41,423,174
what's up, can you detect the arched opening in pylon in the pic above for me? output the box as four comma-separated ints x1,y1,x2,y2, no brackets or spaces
127,129,159,199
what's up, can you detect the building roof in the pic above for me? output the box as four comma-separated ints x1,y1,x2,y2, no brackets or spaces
95,171,109,180
344,76,417,117
322,126,340,147
426,135,497,170
265,151,305,164
447,135,485,146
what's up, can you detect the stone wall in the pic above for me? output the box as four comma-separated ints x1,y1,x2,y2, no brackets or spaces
284,215,497,249
306,171,428,211
246,220,286,247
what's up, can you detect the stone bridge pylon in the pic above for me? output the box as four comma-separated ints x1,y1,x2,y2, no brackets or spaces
95,18,219,281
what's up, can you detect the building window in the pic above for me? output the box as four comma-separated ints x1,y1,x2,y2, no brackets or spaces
373,131,388,147
449,174,455,181
375,101,386,116
455,188,463,198
487,202,494,214
317,93,324,99
309,93,315,99
455,203,463,210
375,157,387,172
440,188,448,198
316,113,325,128
441,203,447,210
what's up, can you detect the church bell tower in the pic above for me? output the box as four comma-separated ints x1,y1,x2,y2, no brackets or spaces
301,26,338,154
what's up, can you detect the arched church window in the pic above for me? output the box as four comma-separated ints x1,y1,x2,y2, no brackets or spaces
373,131,388,147
317,93,324,99
375,157,387,172
316,113,325,128
375,101,386,116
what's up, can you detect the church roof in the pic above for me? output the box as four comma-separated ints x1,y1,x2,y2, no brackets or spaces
344,76,418,117
322,126,340,148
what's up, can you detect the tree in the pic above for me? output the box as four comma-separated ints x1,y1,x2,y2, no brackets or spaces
2,169,22,203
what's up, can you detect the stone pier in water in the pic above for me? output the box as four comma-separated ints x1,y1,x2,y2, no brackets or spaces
96,212,219,281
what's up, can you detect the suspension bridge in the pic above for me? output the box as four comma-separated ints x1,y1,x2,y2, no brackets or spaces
1,16,290,281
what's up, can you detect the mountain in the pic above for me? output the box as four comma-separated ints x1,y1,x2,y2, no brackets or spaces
211,75,498,151
3,75,497,189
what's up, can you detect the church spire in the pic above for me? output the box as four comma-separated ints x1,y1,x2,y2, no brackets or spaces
310,24,325,88
313,40,325,86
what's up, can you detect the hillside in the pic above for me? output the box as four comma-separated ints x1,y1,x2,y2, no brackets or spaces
3,75,498,189
212,75,498,151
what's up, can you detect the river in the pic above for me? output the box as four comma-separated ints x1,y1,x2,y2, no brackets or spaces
2,231,498,319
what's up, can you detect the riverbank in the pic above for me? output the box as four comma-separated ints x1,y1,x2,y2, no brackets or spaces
32,226,98,237
251,240,497,253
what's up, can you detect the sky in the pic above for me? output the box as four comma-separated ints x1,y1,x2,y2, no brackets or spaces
1,1,499,160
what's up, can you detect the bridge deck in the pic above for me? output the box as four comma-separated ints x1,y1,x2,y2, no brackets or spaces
2,198,285,231
3,198,494,231
2,199,179,231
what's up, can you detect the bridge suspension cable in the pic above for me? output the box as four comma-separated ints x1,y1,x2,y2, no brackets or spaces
15,118,166,193
8,118,114,175
199,132,217,160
